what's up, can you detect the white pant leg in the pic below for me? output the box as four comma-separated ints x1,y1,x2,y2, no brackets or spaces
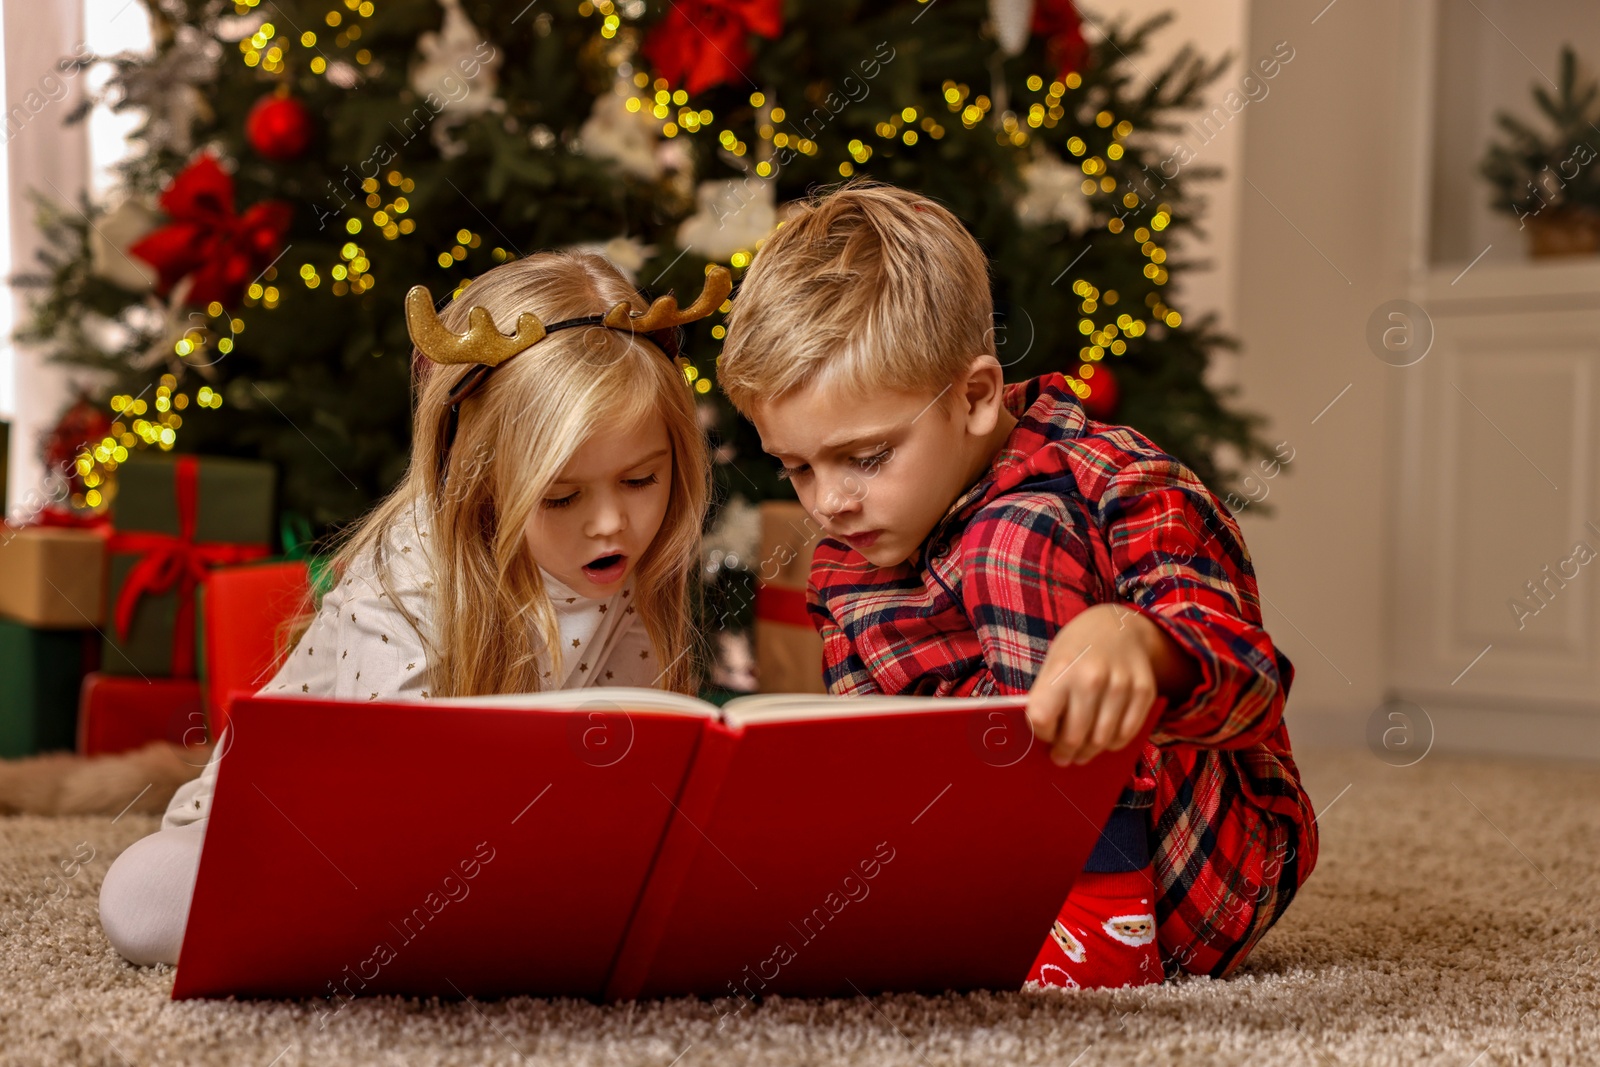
98,819,207,966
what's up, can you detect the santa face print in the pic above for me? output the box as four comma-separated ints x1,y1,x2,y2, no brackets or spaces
1103,913,1156,947
1051,921,1087,963
1036,963,1080,989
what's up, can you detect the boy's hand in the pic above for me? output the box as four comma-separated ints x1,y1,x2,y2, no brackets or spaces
1024,603,1198,766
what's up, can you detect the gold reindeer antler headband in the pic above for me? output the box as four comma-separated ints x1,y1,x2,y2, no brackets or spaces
406,265,733,491
404,265,732,368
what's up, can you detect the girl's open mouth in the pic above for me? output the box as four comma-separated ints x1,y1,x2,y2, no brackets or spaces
582,553,627,584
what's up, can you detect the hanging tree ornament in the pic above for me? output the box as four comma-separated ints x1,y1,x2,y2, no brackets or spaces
37,392,118,522
127,276,220,381
989,0,1034,56
409,0,504,159
676,177,777,263
1015,147,1095,231
1032,0,1090,81
579,84,665,182
1078,362,1120,420
89,198,160,293
246,91,315,161
641,0,782,95
106,23,222,155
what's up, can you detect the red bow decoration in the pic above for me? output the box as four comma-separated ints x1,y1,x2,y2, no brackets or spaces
33,507,111,531
108,456,271,677
1032,0,1090,81
641,0,782,96
129,154,293,309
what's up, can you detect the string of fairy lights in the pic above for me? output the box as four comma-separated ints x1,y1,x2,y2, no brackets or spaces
69,0,390,508
233,0,380,73
73,0,1184,510
604,40,1184,406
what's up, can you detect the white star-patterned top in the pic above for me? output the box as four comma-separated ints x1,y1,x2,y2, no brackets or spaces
162,498,660,830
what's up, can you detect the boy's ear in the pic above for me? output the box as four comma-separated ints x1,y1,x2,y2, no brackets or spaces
957,354,1006,435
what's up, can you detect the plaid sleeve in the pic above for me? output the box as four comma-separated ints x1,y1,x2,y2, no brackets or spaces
1155,741,1318,978
1094,454,1293,750
957,492,1114,695
805,572,881,696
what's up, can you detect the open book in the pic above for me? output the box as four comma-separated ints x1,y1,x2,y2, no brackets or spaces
171,688,1158,1002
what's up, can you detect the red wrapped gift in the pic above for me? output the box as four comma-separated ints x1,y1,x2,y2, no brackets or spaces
77,672,206,756
202,560,311,742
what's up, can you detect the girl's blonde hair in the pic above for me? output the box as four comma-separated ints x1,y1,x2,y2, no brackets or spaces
294,251,711,697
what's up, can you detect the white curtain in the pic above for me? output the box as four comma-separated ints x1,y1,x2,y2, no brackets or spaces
2,0,88,520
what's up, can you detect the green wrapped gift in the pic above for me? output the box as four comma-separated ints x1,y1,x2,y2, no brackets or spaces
0,619,98,757
101,455,276,677
276,510,338,598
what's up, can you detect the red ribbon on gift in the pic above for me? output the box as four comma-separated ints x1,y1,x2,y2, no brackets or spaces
108,456,271,677
754,581,811,627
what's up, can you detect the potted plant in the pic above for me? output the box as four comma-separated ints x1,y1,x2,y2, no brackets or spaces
1480,47,1600,257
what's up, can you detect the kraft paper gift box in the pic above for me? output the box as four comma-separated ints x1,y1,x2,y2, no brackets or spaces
0,525,108,628
754,500,827,694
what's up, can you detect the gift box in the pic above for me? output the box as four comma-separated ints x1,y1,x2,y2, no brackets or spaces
101,455,275,677
201,560,312,742
77,672,205,756
0,525,108,628
754,500,827,694
0,619,99,757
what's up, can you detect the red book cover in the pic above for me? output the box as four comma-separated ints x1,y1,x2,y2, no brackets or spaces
170,691,711,1001
607,695,1158,1001
171,690,1156,1002
603,718,743,1000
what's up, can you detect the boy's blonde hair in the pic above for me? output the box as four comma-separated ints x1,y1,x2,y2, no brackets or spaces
293,251,711,697
718,181,994,416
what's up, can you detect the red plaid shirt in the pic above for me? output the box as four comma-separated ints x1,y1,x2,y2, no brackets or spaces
805,372,1318,978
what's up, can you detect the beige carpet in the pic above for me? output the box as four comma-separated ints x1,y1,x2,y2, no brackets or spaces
2,744,1597,1067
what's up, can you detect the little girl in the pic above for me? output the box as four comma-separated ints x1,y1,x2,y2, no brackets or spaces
99,250,723,965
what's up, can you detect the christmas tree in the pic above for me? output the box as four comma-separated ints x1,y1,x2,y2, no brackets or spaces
21,0,1269,642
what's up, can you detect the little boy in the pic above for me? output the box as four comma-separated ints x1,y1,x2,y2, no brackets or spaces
717,183,1317,988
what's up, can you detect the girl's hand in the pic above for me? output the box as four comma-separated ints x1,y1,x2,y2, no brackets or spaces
1023,603,1199,766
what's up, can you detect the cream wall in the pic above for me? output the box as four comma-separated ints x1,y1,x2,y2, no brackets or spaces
1092,0,1250,337
1228,0,1413,734
1101,0,1402,731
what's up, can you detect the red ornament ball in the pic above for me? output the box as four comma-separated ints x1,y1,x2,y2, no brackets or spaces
246,94,315,161
1079,363,1120,420
44,395,112,473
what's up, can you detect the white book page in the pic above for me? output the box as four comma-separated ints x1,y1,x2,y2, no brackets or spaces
427,686,717,718
718,692,1028,728
426,688,1027,727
